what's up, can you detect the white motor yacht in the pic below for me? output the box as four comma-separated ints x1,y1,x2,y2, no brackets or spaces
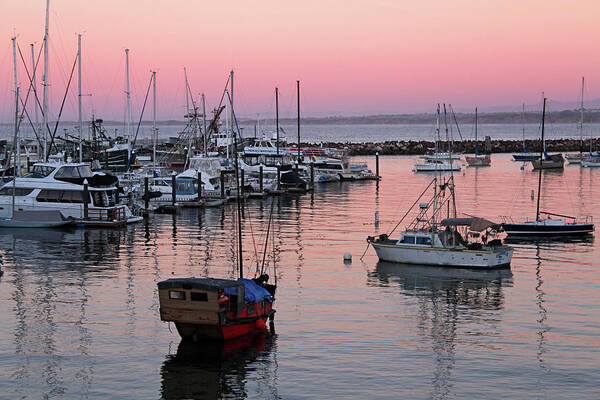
0,162,141,224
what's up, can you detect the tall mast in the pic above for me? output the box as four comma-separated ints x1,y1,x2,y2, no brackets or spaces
443,104,450,155
275,87,279,155
521,103,525,152
152,71,157,170
201,93,207,156
435,104,440,154
536,98,546,222
229,90,243,279
77,34,83,162
184,67,190,117
230,70,234,157
125,49,131,143
474,107,478,154
12,37,20,176
31,44,41,150
580,77,584,154
42,0,50,161
297,80,300,161
541,92,545,153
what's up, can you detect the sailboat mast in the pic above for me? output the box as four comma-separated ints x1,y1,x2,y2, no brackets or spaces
443,104,450,155
12,37,20,177
474,107,478,154
152,71,157,170
78,34,83,163
201,93,207,156
536,98,546,222
521,103,525,152
297,80,301,162
184,67,190,117
42,0,50,161
580,77,584,154
31,44,41,150
229,90,244,278
125,49,131,143
275,87,279,155
435,104,440,154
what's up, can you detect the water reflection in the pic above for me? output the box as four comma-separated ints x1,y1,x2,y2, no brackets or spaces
160,333,279,400
369,262,513,400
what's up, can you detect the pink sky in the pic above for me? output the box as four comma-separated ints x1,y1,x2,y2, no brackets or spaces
1,0,599,122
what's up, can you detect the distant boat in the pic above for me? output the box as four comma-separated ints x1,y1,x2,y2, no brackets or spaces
465,108,491,167
531,153,564,170
513,103,540,162
415,104,461,172
502,98,594,237
367,175,513,269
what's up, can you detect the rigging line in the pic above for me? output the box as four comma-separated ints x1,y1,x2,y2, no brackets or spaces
17,42,45,147
388,178,435,236
242,200,261,276
46,51,78,160
260,198,276,276
126,73,153,171
449,104,464,141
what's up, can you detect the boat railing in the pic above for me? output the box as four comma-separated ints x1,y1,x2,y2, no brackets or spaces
85,205,127,222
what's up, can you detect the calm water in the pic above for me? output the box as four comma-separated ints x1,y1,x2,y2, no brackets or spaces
6,122,600,144
0,154,599,399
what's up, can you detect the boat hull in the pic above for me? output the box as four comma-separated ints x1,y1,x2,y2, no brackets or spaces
502,223,594,236
465,155,491,166
175,316,269,341
371,242,513,269
513,154,540,161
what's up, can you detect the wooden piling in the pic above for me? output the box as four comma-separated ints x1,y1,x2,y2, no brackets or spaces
375,152,380,178
171,173,176,206
144,176,149,211
83,180,89,220
220,171,225,199
259,166,263,193
197,171,202,199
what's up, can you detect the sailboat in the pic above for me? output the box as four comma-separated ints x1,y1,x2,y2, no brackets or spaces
367,174,513,269
566,77,587,164
513,104,540,162
158,91,277,342
502,98,594,237
415,104,461,172
465,108,491,166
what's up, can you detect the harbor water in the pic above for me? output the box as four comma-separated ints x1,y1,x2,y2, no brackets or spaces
0,154,599,399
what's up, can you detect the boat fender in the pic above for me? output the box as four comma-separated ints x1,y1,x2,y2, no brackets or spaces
255,319,267,332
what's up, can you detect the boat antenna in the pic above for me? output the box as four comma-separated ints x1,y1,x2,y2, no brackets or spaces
536,97,546,222
297,80,301,167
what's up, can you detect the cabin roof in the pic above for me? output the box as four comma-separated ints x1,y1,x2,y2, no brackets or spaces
440,217,498,231
157,277,242,291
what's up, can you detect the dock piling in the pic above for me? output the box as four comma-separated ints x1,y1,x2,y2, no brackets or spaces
259,166,263,193
197,171,202,199
220,171,225,199
144,176,149,211
375,152,380,178
83,180,89,220
171,173,177,206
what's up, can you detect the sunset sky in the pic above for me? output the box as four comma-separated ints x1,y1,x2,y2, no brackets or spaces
1,0,599,122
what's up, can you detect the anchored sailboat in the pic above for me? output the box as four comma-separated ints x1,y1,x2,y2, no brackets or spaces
502,98,594,237
465,108,491,166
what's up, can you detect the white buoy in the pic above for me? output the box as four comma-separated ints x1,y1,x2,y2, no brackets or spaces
343,252,352,262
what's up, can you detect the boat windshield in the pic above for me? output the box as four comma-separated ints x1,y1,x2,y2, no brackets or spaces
25,165,55,178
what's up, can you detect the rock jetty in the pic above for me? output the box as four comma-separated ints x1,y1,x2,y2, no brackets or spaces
303,138,598,156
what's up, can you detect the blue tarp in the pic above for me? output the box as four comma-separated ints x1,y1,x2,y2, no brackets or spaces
224,278,272,303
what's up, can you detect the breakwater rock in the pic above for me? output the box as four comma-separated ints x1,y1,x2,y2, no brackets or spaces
305,138,598,156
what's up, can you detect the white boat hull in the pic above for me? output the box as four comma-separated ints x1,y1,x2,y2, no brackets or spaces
371,242,513,269
414,163,461,172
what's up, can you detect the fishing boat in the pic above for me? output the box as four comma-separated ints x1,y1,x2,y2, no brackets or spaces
465,108,491,167
502,98,594,237
158,86,277,342
581,156,600,168
367,175,513,269
513,104,540,162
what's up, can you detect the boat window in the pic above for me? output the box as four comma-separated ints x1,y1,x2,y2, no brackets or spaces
191,292,208,302
37,189,85,203
401,236,415,244
55,166,80,178
0,187,34,196
416,236,432,245
169,290,186,300
77,166,93,177
91,191,109,207
27,165,55,178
